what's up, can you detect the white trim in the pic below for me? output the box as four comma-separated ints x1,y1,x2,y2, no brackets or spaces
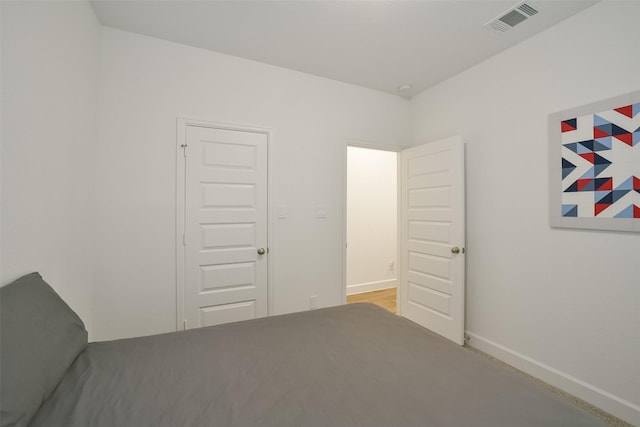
341,140,404,307
467,331,640,426
341,143,347,305
395,153,403,317
176,117,273,331
176,120,186,331
346,279,397,296
267,129,275,317
345,138,406,152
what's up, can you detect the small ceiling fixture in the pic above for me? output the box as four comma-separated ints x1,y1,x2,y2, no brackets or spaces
485,1,539,33
397,84,413,92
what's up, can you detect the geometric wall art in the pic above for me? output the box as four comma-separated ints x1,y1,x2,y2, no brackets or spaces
549,90,640,232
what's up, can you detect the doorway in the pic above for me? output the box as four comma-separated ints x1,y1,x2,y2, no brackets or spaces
342,136,466,345
345,146,398,314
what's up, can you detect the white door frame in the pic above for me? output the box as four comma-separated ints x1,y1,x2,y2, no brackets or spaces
176,117,274,331
341,139,406,311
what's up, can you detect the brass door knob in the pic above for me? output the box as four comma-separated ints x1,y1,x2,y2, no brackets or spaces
257,248,266,255
451,247,461,254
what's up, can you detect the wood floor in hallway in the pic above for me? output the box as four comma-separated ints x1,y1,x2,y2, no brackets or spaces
347,288,397,314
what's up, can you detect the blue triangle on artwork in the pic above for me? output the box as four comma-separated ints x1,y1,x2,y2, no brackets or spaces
562,168,575,179
594,163,611,177
595,190,609,201
634,103,640,118
595,136,612,147
610,123,629,136
596,192,613,204
563,143,579,153
564,181,579,192
593,115,609,127
615,205,634,218
616,176,633,191
612,189,631,202
634,131,640,147
561,158,577,180
580,167,595,179
580,140,595,151
576,143,591,154
593,138,612,151
562,204,578,217
593,153,611,165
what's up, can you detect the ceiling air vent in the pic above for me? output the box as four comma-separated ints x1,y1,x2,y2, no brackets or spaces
484,2,539,33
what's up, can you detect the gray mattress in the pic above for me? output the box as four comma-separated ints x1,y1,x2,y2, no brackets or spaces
30,303,607,427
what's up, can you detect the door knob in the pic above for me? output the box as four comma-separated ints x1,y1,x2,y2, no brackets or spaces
451,247,461,254
257,248,266,255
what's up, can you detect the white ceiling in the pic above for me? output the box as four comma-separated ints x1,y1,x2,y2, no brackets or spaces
89,0,598,98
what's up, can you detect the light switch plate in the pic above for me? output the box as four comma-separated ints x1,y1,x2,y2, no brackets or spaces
277,204,287,219
314,205,327,218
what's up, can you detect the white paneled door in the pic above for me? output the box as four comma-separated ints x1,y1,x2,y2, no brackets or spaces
400,136,465,345
182,124,268,329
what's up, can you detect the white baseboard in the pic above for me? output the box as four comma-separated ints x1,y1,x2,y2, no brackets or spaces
466,331,640,426
346,279,397,296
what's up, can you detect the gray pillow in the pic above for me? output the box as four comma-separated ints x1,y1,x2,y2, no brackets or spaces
1,272,88,427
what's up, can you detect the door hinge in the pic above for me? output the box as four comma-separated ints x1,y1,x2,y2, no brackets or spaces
180,144,187,157
183,319,187,330
182,234,186,246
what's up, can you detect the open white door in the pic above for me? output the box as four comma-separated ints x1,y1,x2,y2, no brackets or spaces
399,136,465,345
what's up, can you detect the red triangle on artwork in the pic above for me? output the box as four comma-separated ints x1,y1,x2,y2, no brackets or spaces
594,203,611,216
615,105,633,118
579,152,595,163
634,205,640,218
577,179,592,191
561,122,576,132
594,127,610,138
634,176,640,191
614,132,633,146
596,178,613,191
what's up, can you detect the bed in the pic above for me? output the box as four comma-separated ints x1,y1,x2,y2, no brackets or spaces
1,273,608,427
